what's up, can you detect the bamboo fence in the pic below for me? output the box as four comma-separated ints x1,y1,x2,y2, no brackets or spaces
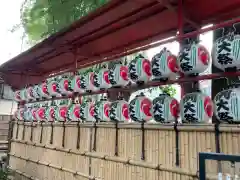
0,115,11,141
8,121,240,180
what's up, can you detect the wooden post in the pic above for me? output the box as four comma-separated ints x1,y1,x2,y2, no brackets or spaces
7,118,14,166
22,122,25,141
141,122,145,160
50,122,54,144
76,121,81,149
62,122,66,148
40,122,43,144
114,122,119,156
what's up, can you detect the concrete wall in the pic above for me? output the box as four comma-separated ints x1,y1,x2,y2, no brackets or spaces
0,84,17,115
0,99,17,115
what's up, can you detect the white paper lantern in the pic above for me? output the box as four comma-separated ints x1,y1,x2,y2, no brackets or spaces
129,93,152,122
14,90,22,102
47,79,61,97
94,68,111,89
32,85,41,99
180,92,213,123
14,107,24,121
84,72,98,92
79,100,95,122
71,75,85,94
152,93,179,123
23,105,32,121
55,101,69,122
45,105,57,122
212,33,240,71
108,63,129,87
38,81,51,99
67,104,81,121
151,48,180,80
36,105,46,122
177,42,210,75
94,97,111,122
109,99,129,122
214,84,240,123
30,105,38,122
25,86,35,101
129,54,152,83
58,76,72,96
20,89,27,102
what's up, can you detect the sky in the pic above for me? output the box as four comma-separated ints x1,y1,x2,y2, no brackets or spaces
0,0,213,102
0,0,27,65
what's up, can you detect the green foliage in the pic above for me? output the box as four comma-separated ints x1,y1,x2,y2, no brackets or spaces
19,0,108,42
148,85,176,97
0,168,10,180
160,85,177,97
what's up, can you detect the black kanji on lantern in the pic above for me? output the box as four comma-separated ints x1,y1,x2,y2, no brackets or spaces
217,112,233,121
215,90,231,101
217,36,233,65
80,76,86,89
129,61,138,80
217,53,233,65
179,47,193,72
216,99,229,111
108,66,116,85
179,50,190,63
153,102,164,122
67,80,71,91
79,104,86,120
94,102,101,121
217,40,231,53
182,95,198,122
129,99,138,121
184,95,197,103
67,106,72,120
214,90,233,122
183,102,195,114
152,50,164,77
93,73,100,88
180,62,193,72
184,114,198,122
152,58,162,77
56,83,61,93
109,103,117,121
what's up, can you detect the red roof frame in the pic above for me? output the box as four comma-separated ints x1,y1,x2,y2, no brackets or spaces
1,0,240,90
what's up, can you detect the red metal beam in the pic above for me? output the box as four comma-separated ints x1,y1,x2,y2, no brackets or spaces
35,2,166,68
73,17,240,72
44,16,240,78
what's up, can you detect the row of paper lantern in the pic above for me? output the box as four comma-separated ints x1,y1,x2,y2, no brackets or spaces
14,32,240,103
14,34,240,103
14,42,210,102
14,88,240,123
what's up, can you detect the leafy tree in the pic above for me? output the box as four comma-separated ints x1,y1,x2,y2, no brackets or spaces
18,0,108,42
